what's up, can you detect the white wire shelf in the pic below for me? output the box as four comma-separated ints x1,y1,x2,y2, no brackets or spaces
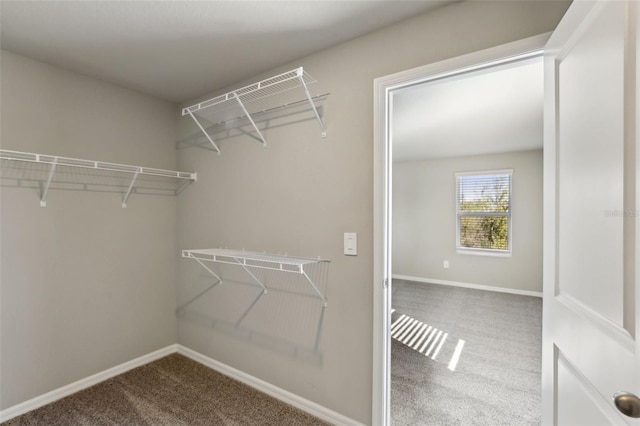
182,67,327,154
182,248,330,306
1,149,197,207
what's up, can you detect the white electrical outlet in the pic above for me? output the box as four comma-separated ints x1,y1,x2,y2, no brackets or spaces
443,260,450,269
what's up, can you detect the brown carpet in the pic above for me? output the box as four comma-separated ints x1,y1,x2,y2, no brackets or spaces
3,353,328,425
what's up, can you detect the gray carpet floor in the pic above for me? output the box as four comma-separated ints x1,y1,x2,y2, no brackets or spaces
3,353,328,425
391,280,542,426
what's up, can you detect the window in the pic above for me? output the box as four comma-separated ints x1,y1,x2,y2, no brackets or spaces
456,170,512,255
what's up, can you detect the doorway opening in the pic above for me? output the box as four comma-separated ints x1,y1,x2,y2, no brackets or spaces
372,34,548,425
391,54,544,424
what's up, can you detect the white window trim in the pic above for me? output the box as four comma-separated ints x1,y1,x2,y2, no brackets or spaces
455,169,513,256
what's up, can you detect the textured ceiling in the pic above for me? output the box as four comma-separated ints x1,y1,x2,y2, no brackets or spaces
0,0,455,103
392,57,544,161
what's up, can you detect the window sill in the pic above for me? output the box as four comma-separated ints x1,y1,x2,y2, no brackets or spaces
456,248,512,258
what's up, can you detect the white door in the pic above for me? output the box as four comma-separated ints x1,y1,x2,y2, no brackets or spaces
543,1,640,424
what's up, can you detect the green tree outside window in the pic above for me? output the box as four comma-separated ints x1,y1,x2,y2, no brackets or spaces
456,171,511,252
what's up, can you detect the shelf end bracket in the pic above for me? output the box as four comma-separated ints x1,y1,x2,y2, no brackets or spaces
40,157,58,207
232,93,267,148
187,110,221,155
192,256,223,283
122,169,140,208
298,75,327,138
301,268,328,307
233,257,268,294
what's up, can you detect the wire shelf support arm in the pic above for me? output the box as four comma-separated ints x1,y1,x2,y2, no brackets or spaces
40,156,58,207
296,68,327,138
186,110,221,155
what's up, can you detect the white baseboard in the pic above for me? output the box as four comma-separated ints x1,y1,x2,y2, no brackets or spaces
392,274,543,298
0,344,178,423
177,345,365,426
1,343,362,426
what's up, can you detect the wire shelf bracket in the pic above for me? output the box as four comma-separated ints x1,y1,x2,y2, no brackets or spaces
182,67,327,154
40,156,58,207
182,248,330,306
1,149,197,208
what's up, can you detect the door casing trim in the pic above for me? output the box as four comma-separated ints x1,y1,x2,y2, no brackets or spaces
372,32,550,426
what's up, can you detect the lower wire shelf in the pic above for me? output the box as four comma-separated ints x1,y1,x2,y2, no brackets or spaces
181,248,330,307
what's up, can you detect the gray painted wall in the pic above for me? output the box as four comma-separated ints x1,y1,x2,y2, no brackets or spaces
0,51,180,409
393,150,544,293
176,2,567,423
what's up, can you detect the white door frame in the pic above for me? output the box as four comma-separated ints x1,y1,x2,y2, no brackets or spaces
372,33,551,425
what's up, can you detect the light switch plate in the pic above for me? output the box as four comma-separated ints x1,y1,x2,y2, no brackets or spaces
344,232,357,256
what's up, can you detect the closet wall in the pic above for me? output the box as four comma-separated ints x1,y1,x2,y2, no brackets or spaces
176,1,570,423
0,51,179,409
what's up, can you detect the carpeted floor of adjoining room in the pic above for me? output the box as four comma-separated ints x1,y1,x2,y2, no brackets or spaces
3,353,328,426
391,280,542,426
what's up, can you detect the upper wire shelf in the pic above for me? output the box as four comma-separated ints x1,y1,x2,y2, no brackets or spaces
182,67,327,154
0,149,197,207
